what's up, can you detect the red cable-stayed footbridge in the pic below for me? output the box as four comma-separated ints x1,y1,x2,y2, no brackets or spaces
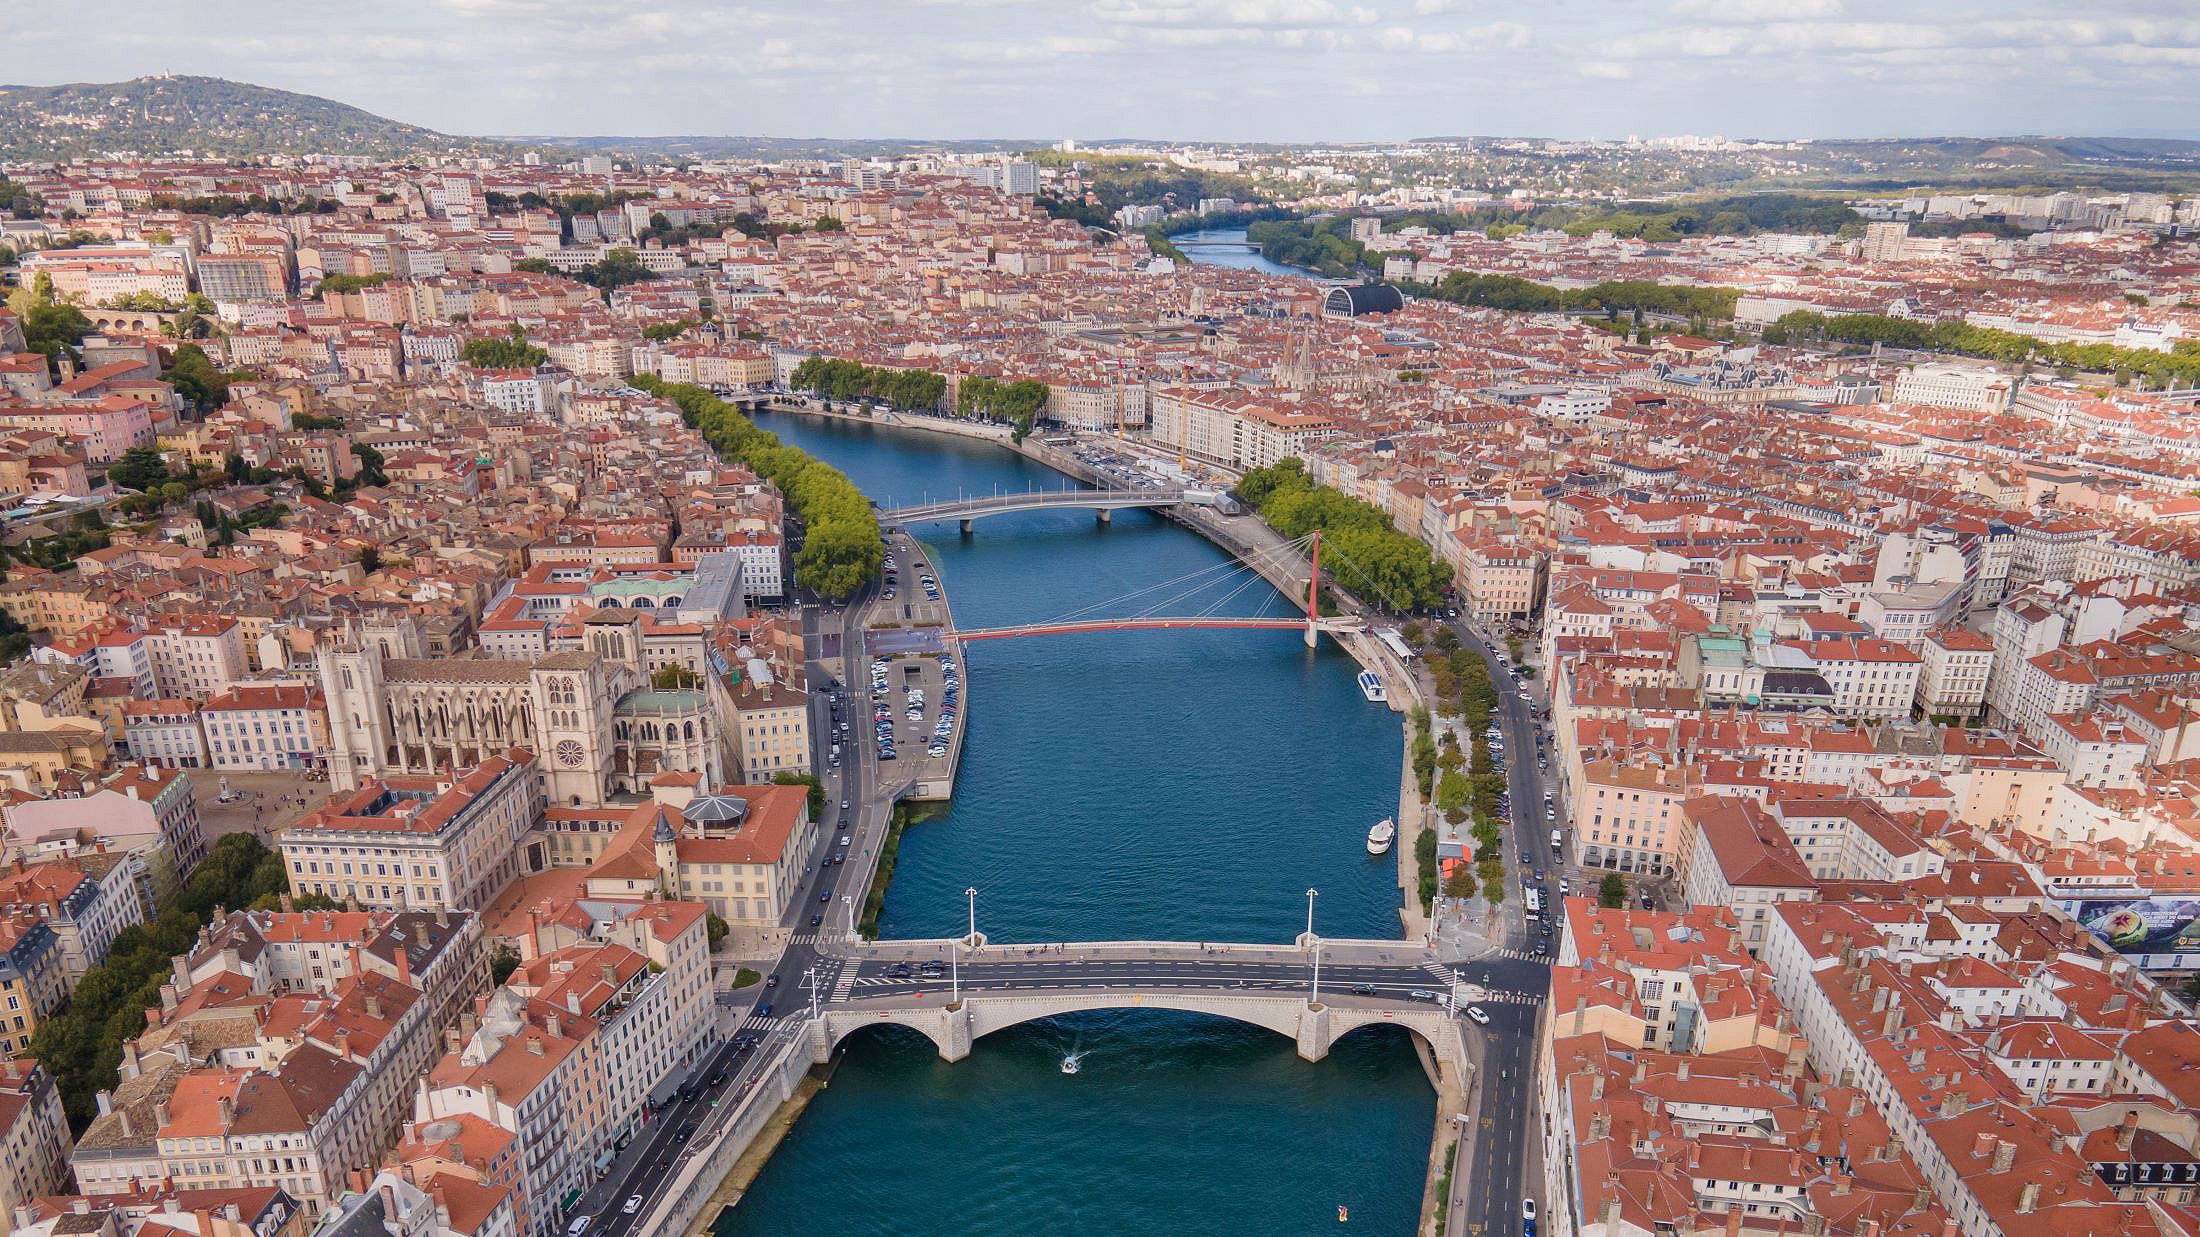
949,530,1365,646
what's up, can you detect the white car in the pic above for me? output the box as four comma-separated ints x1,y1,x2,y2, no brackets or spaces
1522,1199,1538,1221
1465,1005,1491,1025
624,1195,644,1215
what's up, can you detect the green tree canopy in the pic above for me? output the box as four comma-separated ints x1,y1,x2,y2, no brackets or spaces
162,342,230,411
1599,873,1629,909
460,330,548,369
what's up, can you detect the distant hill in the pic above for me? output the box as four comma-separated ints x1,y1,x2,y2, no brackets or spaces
0,75,522,160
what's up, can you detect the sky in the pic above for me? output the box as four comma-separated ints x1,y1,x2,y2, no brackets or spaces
5,0,2200,143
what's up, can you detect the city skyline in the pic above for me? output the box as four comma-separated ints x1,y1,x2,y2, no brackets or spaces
5,0,2200,144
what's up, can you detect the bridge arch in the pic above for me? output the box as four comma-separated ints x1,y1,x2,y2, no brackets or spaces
817,993,1450,1070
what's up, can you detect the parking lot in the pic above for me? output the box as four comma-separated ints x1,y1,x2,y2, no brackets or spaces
873,532,951,629
855,644,963,788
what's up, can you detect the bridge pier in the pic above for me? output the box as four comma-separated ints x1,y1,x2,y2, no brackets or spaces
1094,508,1111,526
1297,1001,1332,1063
959,518,973,536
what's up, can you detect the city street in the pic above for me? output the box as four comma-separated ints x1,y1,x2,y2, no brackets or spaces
1440,610,1557,1237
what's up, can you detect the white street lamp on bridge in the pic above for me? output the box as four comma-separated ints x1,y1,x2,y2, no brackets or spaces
965,886,978,947
1304,887,1318,947
1310,937,1323,1008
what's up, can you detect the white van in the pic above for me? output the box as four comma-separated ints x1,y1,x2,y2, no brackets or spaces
1550,829,1562,850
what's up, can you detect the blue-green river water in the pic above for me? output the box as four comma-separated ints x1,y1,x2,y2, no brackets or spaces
716,412,1431,1236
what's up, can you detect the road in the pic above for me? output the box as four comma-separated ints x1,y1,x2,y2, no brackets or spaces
1441,611,1558,1237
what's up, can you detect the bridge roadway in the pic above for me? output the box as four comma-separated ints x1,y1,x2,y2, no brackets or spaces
587,932,1549,1237
812,941,1469,1067
881,486,1191,526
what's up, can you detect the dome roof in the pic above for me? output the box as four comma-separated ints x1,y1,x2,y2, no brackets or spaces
683,793,750,826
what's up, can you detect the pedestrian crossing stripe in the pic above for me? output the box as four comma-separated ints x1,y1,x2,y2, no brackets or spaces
830,965,858,1003
740,1015,778,1030
1488,946,1546,962
1476,990,1542,1005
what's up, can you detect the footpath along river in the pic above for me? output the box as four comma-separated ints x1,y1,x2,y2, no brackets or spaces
713,412,1431,1235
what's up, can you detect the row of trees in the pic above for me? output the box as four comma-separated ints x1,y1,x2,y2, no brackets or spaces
316,273,392,295
1763,309,2200,387
1244,218,1366,277
1410,272,1742,321
641,318,700,342
1234,459,1450,613
30,833,311,1130
460,329,549,370
632,376,883,600
955,376,1050,441
788,357,949,412
1554,193,1861,241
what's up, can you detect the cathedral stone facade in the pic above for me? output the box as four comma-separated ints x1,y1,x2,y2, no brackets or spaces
317,614,727,806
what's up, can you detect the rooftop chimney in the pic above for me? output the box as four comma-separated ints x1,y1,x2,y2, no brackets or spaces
2117,1111,2139,1151
2017,1181,2041,1214
1991,1139,2015,1174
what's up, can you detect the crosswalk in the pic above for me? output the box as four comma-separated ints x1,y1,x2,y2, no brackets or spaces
1475,989,1543,1006
738,1014,779,1031
1483,946,1546,962
786,932,840,945
830,964,857,1003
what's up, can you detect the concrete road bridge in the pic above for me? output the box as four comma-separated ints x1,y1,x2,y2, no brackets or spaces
881,487,1213,530
801,938,1489,1074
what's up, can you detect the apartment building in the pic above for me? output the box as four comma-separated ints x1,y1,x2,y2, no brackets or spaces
0,913,64,1056
1760,899,2171,1234
1539,900,1952,1237
0,1059,71,1221
1147,387,1338,472
1573,757,1701,875
0,854,145,979
201,685,328,772
1795,637,1924,721
70,910,481,1219
1916,627,1992,718
282,753,544,913
1672,797,1818,953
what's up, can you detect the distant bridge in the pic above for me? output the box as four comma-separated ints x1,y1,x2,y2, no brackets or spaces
881,487,1207,529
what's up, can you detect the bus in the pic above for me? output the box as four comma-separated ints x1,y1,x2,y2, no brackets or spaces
1524,888,1543,919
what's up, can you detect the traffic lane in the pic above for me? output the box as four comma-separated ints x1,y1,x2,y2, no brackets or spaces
592,1027,799,1237
847,959,1446,985
577,1038,748,1234
1461,1005,1539,1236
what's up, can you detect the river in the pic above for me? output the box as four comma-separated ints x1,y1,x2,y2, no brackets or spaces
1170,225,1317,279
716,412,1430,1236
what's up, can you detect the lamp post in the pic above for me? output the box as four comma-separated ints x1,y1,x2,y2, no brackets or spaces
965,887,978,947
1304,888,1318,946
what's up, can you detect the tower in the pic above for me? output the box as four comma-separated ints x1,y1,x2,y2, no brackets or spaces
318,637,391,794
652,809,681,897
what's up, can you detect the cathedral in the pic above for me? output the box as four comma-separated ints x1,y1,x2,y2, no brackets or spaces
317,613,727,806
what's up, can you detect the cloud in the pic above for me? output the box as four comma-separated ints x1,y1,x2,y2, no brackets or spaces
1375,21,1530,52
1090,0,1375,27
1668,0,1841,19
1577,60,1629,78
